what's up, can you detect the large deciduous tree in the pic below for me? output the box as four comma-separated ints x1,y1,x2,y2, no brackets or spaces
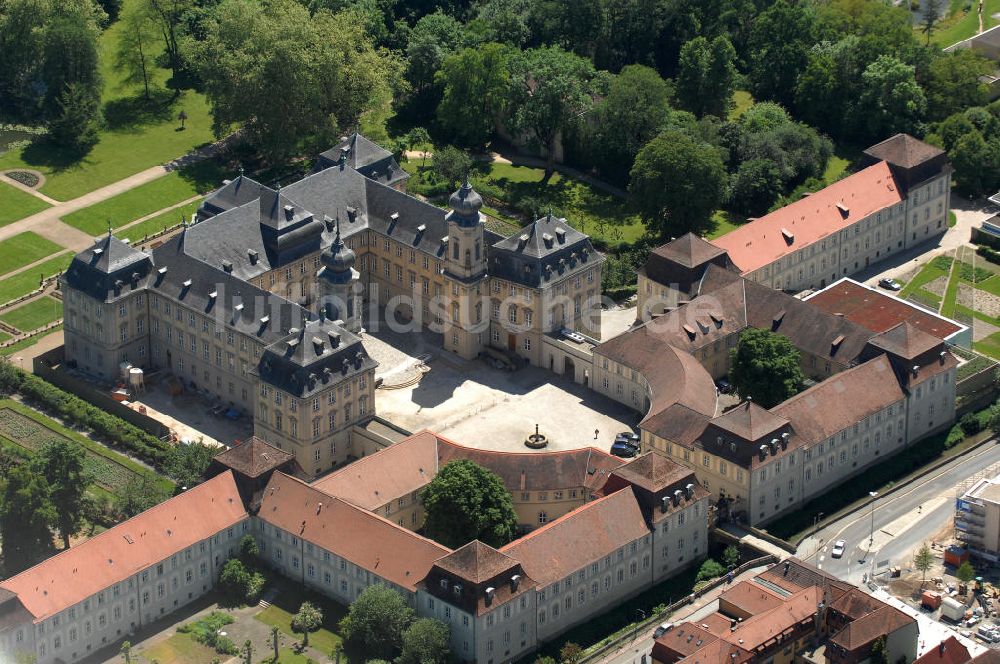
422,460,518,548
33,439,90,549
628,130,727,238
854,55,927,143
507,46,595,182
115,2,158,99
291,602,323,647
164,440,216,489
398,618,450,664
729,328,804,408
0,464,56,574
924,50,992,122
339,584,415,660
189,0,400,162
747,0,817,108
436,43,512,148
675,36,736,119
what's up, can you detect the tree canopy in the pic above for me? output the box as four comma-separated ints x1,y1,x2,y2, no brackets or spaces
436,43,512,147
339,584,415,660
729,328,804,408
0,464,56,574
421,459,518,549
33,439,90,550
398,618,450,664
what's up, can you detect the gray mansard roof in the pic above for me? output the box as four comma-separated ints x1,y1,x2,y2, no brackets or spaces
63,234,154,302
315,133,409,189
488,213,601,288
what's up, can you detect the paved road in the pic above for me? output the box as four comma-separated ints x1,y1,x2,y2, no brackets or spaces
799,440,1000,584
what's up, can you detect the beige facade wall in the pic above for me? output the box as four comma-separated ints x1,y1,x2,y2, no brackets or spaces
63,288,150,381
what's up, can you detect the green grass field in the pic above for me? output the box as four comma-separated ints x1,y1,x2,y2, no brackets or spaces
139,632,219,664
899,255,953,299
62,160,225,235
0,324,61,357
120,201,196,242
0,0,217,202
0,181,50,226
975,330,1000,360
730,90,754,120
930,0,1000,46
0,296,62,331
255,582,347,656
0,252,71,304
0,232,63,276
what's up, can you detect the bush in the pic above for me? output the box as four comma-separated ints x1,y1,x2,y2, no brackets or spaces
960,412,982,436
696,559,726,582
978,245,1000,266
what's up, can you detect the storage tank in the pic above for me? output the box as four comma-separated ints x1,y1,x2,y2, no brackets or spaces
942,597,967,622
128,367,144,393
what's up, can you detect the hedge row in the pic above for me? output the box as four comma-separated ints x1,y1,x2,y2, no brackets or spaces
977,245,1000,266
0,363,172,469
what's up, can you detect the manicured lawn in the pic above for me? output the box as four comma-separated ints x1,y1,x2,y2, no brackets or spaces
975,274,1000,298
949,210,958,228
0,232,63,276
0,296,62,331
138,632,220,664
930,0,1000,46
0,181,50,226
255,582,347,655
706,210,748,240
0,0,218,202
0,324,61,357
0,330,10,344
0,252,71,304
899,255,953,299
121,202,196,243
975,330,1000,360
62,160,225,235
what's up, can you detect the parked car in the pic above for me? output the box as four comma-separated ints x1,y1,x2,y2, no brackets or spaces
653,622,674,638
616,431,640,444
716,379,733,394
611,441,639,458
831,540,846,558
878,278,902,291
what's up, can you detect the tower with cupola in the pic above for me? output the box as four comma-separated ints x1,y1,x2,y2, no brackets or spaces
442,177,487,360
316,215,362,333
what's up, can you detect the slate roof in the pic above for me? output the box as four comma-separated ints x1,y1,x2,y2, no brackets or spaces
255,318,376,398
0,472,246,622
316,133,409,188
711,162,904,275
488,213,602,288
864,134,946,170
433,541,520,585
62,234,154,302
198,174,264,219
212,437,296,479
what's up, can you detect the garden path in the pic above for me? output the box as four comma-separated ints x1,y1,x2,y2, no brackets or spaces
0,170,58,204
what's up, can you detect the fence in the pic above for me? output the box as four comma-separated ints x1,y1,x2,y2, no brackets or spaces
578,555,778,663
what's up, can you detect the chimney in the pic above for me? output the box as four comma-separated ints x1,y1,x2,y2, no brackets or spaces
248,249,258,265
317,502,322,515
328,331,340,348
222,260,233,273
783,561,790,576
283,204,295,221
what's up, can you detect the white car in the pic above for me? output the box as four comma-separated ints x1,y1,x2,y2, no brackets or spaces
831,540,846,558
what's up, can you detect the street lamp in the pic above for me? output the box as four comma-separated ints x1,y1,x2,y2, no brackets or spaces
633,609,646,642
869,491,878,547
813,511,825,535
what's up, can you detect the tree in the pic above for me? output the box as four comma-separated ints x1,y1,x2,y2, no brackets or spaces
915,543,934,583
727,158,784,217
729,328,804,408
527,0,603,60
116,474,169,518
870,636,889,664
507,46,595,182
47,82,101,153
422,459,518,548
925,51,992,122
405,11,464,95
722,544,740,569
559,642,583,664
853,55,927,143
120,641,132,664
41,14,102,121
951,129,1000,197
675,36,736,118
239,534,260,564
405,127,432,165
436,43,512,148
242,639,253,664
115,2,157,99
747,0,817,108
590,65,673,181
142,0,195,89
291,602,323,648
189,0,400,162
430,146,472,189
0,464,55,574
697,559,726,582
271,625,280,662
165,440,216,488
628,130,728,239
398,618,450,664
340,584,415,660
956,560,975,585
218,558,265,604
33,439,90,549
921,0,944,44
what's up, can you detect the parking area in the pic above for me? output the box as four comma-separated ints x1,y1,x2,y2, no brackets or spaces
127,377,253,448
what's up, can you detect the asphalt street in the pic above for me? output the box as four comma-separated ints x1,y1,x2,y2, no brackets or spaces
800,440,1000,584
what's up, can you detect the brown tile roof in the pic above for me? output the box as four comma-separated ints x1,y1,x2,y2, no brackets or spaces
868,322,945,361
311,430,439,509
433,541,519,585
755,558,850,596
213,437,296,478
724,586,821,651
653,622,720,659
610,452,695,495
711,401,788,442
674,639,754,664
653,233,729,269
641,403,710,447
259,472,450,592
719,580,786,617
698,611,736,636
772,356,905,446
435,436,624,494
805,279,962,340
914,636,972,664
828,604,914,652
864,134,945,170
711,162,904,275
971,651,1000,663
0,472,247,622
829,587,889,620
500,487,650,586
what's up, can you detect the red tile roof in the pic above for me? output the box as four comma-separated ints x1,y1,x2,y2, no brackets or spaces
212,436,296,478
805,280,962,340
0,472,247,622
914,636,972,664
719,580,785,617
828,604,914,652
500,487,650,586
711,162,904,274
259,472,450,592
